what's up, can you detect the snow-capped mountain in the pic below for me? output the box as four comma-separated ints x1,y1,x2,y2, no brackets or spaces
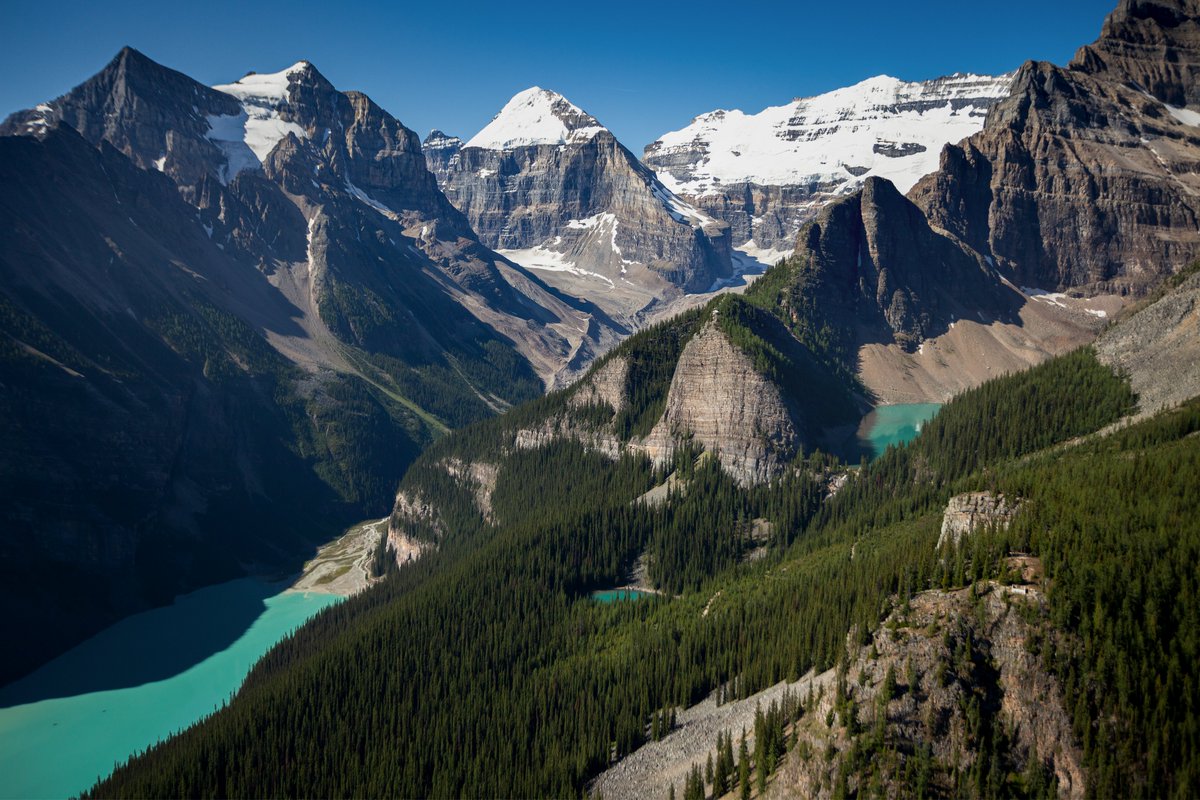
425,87,733,321
463,87,605,149
643,73,1014,255
0,49,624,678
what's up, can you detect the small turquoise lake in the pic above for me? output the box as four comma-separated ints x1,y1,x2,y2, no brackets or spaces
859,403,943,457
0,579,339,799
591,589,654,603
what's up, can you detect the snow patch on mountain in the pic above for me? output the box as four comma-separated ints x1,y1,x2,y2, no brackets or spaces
647,72,1014,197
208,62,310,180
497,245,616,288
465,87,606,150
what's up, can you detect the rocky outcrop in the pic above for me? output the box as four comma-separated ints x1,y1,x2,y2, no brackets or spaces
938,491,1022,549
1070,0,1200,108
911,0,1200,294
643,320,805,485
773,578,1084,799
644,73,1013,252
567,354,629,413
429,88,733,305
386,525,433,567
513,418,625,461
785,176,1019,356
1095,268,1200,415
421,129,462,181
440,458,500,522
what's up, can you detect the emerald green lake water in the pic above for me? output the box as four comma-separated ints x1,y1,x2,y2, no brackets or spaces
859,403,943,457
591,589,654,603
0,579,339,799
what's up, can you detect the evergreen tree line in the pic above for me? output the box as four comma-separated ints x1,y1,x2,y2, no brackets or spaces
86,347,1176,798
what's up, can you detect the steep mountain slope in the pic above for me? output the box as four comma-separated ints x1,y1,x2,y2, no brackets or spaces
0,124,427,685
0,49,622,681
4,49,622,385
910,0,1200,295
425,88,734,322
643,73,1013,255
1095,262,1200,416
387,292,861,556
85,285,1200,797
743,0,1200,403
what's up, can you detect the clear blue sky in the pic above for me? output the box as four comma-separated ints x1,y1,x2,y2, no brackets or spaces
3,0,1117,153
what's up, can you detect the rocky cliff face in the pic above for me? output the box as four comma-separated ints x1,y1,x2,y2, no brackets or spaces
1071,0,1200,107
644,73,1013,253
422,129,462,179
751,0,1200,403
386,297,861,563
911,0,1200,294
426,88,733,315
773,576,1084,799
780,176,1018,358
938,492,1022,549
642,319,805,486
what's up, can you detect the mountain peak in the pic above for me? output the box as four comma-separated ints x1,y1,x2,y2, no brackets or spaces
424,129,463,149
214,61,318,103
463,86,606,150
1071,0,1200,106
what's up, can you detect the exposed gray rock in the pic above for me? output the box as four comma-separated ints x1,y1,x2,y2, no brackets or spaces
427,88,734,300
784,176,1019,361
567,354,629,413
911,0,1200,295
421,129,462,178
772,580,1084,799
938,491,1021,549
643,319,805,486
1095,270,1200,416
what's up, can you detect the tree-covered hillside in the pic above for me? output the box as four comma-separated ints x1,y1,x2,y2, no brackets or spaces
84,341,1197,799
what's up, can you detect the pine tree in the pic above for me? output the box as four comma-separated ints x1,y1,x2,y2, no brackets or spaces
713,732,730,798
738,730,751,800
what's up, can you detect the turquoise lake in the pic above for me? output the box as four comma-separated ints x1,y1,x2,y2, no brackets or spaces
591,589,654,603
0,579,339,799
859,403,943,457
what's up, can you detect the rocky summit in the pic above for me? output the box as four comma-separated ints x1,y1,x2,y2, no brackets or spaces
424,88,734,323
912,0,1200,295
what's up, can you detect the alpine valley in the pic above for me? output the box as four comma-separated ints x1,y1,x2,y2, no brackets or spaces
1,0,1199,798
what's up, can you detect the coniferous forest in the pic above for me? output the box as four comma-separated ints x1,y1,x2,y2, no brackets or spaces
81,342,1200,798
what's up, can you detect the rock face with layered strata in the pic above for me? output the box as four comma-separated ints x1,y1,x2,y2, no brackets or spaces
644,320,805,485
567,354,630,413
784,176,1018,356
426,88,733,299
938,491,1022,549
911,0,1200,295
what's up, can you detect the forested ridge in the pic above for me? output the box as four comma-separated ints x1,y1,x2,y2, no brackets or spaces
86,345,1198,798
